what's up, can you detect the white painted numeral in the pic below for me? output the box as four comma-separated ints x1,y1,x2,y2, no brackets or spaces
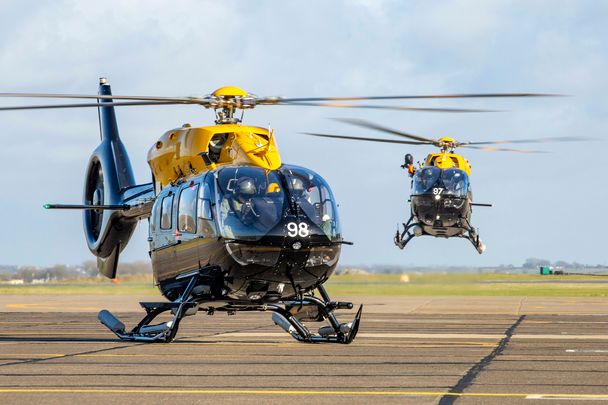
432,187,444,195
298,222,310,237
287,222,309,237
287,222,298,237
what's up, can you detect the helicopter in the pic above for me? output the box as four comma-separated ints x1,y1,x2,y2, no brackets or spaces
303,117,589,254
0,79,557,343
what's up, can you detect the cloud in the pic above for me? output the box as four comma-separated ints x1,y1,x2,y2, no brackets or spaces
0,1,605,266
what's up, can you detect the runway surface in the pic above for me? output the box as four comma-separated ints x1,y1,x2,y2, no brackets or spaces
1,296,608,404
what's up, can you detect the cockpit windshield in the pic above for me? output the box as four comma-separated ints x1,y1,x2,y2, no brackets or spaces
215,167,286,240
441,168,469,197
412,167,441,195
412,167,469,197
214,165,342,242
280,165,341,241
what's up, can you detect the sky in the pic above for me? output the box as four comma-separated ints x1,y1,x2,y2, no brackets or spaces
0,0,605,267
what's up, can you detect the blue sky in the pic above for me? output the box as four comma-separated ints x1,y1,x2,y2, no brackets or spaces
0,0,605,267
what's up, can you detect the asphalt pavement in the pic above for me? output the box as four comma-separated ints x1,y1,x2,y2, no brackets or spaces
1,296,608,404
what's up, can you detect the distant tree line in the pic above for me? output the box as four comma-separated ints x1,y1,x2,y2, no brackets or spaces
521,258,602,269
338,259,606,274
1,258,605,282
0,261,152,282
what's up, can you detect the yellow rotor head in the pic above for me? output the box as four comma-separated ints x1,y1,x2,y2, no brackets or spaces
212,86,249,98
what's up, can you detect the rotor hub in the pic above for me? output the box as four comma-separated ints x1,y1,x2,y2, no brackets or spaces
206,86,259,124
211,86,249,98
437,136,457,151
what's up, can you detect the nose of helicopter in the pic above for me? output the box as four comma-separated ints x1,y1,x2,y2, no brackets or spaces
225,214,340,267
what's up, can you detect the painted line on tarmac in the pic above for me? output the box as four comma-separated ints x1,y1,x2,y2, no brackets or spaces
6,304,99,311
566,349,608,353
0,389,607,399
0,322,100,325
215,332,505,339
0,344,496,358
0,332,110,336
514,334,608,340
207,332,608,341
0,353,154,358
1,331,607,341
528,321,608,324
526,395,608,401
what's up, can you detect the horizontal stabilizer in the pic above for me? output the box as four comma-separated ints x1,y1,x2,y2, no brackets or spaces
471,202,493,207
44,204,129,210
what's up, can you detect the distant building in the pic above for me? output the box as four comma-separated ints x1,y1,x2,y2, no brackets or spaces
338,267,369,275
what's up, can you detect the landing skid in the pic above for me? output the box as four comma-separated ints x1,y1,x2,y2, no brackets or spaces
98,267,362,344
462,219,486,254
393,216,421,250
271,284,363,344
394,216,486,254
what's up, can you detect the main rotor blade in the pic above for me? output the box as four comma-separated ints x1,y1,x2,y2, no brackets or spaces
0,92,201,103
0,100,195,111
334,118,437,143
461,136,596,146
461,145,546,153
301,132,431,145
278,93,562,103
282,102,498,113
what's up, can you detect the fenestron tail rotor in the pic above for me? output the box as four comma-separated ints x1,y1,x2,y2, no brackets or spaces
301,118,594,153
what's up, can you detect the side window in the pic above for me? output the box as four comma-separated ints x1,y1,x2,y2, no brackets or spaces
150,200,159,232
160,193,173,230
198,182,213,220
178,183,199,233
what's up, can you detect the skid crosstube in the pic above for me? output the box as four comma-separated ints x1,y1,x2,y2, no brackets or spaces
98,268,203,342
394,215,485,254
98,266,362,344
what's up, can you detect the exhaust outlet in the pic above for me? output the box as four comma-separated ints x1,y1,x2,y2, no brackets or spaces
98,310,125,333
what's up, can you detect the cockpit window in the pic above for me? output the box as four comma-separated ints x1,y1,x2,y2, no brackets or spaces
213,165,342,242
280,165,341,240
215,167,286,240
412,166,469,197
441,168,469,197
413,166,441,195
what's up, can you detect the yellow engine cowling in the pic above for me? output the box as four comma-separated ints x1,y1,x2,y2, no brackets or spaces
424,152,472,175
147,124,282,188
